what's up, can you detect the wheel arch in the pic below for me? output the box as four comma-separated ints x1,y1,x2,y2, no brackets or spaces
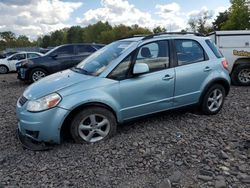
0,64,9,72
199,78,230,105
27,66,50,76
60,102,118,141
27,66,50,81
232,58,250,73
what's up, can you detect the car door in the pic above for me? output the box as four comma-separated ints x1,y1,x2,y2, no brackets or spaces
109,40,175,120
50,45,75,72
8,53,26,71
72,45,96,65
174,39,212,107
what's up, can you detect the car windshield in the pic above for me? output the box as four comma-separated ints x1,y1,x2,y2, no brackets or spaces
75,41,135,76
44,46,59,56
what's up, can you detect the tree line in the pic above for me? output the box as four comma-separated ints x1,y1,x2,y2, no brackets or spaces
0,0,249,50
0,23,166,51
0,31,35,51
36,23,167,48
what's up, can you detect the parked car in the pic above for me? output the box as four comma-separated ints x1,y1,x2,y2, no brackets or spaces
208,30,250,86
0,52,42,74
16,43,105,82
0,51,18,59
16,32,230,150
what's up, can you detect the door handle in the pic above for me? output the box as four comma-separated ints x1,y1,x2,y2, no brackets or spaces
204,66,212,72
162,75,174,81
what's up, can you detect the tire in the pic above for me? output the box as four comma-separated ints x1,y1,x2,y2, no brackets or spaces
29,68,47,82
231,64,250,86
201,84,226,115
0,65,9,74
70,107,117,144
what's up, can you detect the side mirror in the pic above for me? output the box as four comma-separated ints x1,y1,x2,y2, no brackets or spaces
133,63,149,75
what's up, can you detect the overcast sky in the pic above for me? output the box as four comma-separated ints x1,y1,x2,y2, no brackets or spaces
0,0,231,39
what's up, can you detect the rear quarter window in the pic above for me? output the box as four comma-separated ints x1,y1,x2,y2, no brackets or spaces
206,39,223,58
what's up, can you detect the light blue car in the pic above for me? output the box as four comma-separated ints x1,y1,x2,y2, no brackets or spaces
16,33,231,150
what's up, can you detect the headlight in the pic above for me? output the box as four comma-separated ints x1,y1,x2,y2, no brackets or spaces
26,93,61,112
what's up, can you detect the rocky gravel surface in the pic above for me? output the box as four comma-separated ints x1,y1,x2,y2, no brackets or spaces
0,73,249,188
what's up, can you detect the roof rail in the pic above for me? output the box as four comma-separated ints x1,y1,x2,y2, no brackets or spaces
142,32,205,40
119,34,146,40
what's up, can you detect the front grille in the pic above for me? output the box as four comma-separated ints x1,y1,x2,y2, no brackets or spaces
19,96,28,106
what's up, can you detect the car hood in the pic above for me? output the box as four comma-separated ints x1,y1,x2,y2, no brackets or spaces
23,69,94,100
0,59,6,63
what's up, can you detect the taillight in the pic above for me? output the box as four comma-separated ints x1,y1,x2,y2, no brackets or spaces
221,59,229,71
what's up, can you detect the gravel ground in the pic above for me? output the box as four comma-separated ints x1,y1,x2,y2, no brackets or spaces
0,73,249,188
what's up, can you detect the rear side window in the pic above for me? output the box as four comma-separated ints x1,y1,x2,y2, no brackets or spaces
206,39,223,58
175,39,205,66
27,53,40,59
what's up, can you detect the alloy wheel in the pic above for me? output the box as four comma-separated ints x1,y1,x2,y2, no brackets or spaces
0,66,8,74
78,114,111,143
207,89,223,112
32,71,46,82
238,69,250,84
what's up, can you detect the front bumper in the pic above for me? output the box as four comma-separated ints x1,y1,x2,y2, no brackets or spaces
16,104,70,144
17,128,53,151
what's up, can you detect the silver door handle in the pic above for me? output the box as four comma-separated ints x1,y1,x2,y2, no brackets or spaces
162,75,174,81
204,67,212,72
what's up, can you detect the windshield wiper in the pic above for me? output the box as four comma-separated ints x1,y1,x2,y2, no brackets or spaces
71,67,91,75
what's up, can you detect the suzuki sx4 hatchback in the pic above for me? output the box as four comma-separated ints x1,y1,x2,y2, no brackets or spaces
16,33,230,150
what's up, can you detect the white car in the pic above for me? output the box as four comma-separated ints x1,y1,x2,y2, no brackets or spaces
0,52,43,74
208,30,250,86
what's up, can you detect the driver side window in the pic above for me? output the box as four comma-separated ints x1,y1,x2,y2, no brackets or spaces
135,40,169,73
53,45,74,57
9,53,26,61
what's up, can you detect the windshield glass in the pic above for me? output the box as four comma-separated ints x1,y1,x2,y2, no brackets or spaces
44,46,58,56
75,41,135,76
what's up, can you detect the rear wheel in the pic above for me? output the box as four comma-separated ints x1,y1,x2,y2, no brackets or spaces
70,107,117,144
0,65,9,74
201,84,226,115
30,68,47,82
231,64,250,86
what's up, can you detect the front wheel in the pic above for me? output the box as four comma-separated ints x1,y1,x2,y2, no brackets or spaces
30,68,47,82
70,107,117,144
0,65,9,74
201,84,226,115
231,64,250,86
